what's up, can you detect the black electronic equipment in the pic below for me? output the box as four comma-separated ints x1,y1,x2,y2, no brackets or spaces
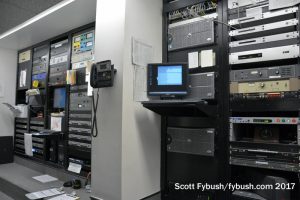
90,60,116,88
48,139,58,163
63,180,73,187
230,117,300,172
167,127,215,156
147,63,188,98
57,141,65,166
231,91,300,100
168,18,215,51
0,136,13,164
73,180,82,189
63,179,81,189
232,176,290,200
28,90,45,106
256,176,290,200
232,191,267,200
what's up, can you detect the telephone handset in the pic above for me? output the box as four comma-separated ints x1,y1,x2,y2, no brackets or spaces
90,60,116,88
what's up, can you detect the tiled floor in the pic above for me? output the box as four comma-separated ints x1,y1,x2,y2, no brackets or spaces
0,191,14,200
144,193,161,200
0,162,90,200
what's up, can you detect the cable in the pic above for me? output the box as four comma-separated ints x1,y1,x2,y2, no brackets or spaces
190,13,238,30
91,89,100,137
213,19,238,30
181,2,237,30
85,172,91,186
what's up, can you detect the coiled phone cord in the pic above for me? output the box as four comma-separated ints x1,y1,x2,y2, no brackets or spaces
91,89,99,137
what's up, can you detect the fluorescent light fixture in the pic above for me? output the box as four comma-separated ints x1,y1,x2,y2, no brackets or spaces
0,0,75,40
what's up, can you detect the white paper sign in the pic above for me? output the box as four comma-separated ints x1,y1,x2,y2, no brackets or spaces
51,116,62,131
68,162,82,174
24,133,33,156
132,37,153,67
32,174,58,183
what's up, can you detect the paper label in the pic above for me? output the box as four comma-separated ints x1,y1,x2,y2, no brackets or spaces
87,32,93,39
55,43,63,48
68,162,82,174
51,116,62,131
19,50,31,63
188,52,199,69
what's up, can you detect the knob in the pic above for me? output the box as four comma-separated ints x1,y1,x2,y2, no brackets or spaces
167,134,172,145
275,70,279,74
260,83,265,88
259,72,262,76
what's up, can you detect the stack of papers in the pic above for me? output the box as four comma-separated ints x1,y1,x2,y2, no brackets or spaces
48,194,80,200
25,188,64,200
32,174,58,183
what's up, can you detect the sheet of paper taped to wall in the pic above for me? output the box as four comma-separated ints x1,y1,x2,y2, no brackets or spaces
132,37,154,67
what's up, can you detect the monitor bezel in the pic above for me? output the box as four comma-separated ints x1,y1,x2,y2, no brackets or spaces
147,63,188,97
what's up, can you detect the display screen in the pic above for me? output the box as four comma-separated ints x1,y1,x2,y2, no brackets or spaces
157,65,182,86
53,88,66,108
147,63,188,96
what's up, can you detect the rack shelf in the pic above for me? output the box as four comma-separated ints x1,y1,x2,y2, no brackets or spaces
142,101,218,117
68,146,91,160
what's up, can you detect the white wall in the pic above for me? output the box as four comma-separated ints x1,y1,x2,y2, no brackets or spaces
92,0,162,199
121,0,162,199
91,0,126,200
0,48,17,137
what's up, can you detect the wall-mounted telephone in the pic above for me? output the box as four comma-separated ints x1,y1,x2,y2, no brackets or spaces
90,60,117,88
90,60,117,137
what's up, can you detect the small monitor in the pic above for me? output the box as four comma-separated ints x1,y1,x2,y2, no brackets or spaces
53,88,66,109
148,63,188,96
